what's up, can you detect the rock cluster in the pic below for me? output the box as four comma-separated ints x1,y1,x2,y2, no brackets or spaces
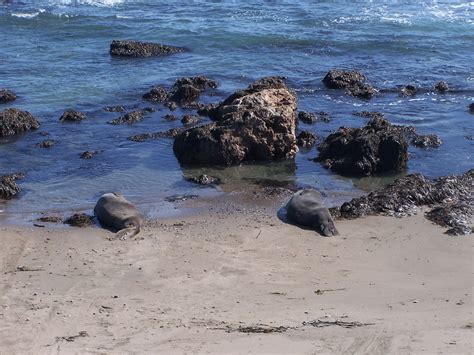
173,77,298,166
0,108,40,137
110,40,186,58
108,110,146,125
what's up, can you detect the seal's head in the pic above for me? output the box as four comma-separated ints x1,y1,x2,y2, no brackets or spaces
314,209,339,237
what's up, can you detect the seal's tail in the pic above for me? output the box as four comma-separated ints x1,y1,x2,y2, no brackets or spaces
115,224,140,240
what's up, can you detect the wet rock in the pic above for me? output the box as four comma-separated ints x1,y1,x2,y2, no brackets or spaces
36,139,56,148
316,116,409,176
298,111,317,124
181,114,200,126
0,108,40,137
169,84,201,104
186,174,221,186
0,89,16,104
165,194,198,202
36,215,63,223
108,110,145,125
296,131,317,149
104,105,125,112
411,134,442,148
332,169,473,235
469,103,474,114
163,114,177,122
0,173,23,200
64,213,94,228
353,111,385,119
465,135,474,141
109,40,186,58
173,77,298,166
401,84,417,97
143,107,155,113
173,76,218,92
165,101,178,111
168,76,217,105
197,103,218,117
434,81,449,93
128,127,185,142
142,86,168,102
322,70,376,99
80,150,102,159
59,110,86,123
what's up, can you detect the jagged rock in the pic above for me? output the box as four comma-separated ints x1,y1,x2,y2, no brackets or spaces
331,169,473,235
108,110,145,125
411,134,442,148
80,150,102,159
323,70,376,99
163,114,177,122
316,117,408,176
109,40,186,58
434,81,449,93
181,114,200,126
0,89,17,104
298,111,316,124
59,110,86,123
401,84,417,97
0,173,23,200
128,127,185,142
104,105,125,112
296,131,317,149
173,77,298,166
36,139,56,148
64,213,94,227
186,174,221,186
0,108,40,137
142,87,168,102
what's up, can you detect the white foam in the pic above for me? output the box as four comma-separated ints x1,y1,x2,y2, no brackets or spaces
48,0,127,7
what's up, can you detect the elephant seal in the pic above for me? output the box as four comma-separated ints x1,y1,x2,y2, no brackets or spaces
286,189,338,236
94,193,143,240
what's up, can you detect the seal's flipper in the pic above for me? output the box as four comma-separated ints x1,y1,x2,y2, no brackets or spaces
115,226,140,240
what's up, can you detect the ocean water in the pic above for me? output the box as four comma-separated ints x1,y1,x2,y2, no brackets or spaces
0,0,473,220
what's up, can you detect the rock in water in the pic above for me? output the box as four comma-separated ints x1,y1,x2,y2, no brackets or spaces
94,193,143,240
316,116,408,176
0,89,17,104
0,174,22,200
173,76,298,166
286,189,338,237
64,213,94,228
434,81,449,93
59,110,86,123
0,108,40,138
322,70,377,99
110,40,186,58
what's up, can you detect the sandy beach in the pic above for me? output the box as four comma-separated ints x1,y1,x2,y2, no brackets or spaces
0,194,472,354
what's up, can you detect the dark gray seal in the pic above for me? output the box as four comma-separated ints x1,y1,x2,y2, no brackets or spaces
286,189,338,236
94,193,143,240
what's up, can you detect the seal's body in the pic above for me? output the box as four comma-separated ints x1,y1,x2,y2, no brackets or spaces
94,193,143,240
286,189,338,236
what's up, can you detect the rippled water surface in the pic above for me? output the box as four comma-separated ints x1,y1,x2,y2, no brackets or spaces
0,0,473,220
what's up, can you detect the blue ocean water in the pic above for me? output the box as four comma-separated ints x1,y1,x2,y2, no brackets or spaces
0,0,473,219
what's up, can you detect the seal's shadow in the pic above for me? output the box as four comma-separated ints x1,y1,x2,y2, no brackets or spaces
277,205,328,237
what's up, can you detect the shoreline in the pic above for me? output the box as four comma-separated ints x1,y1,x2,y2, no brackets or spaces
0,195,472,354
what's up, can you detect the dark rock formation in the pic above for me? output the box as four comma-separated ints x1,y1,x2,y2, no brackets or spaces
36,139,56,148
163,114,177,122
104,105,125,112
0,108,40,137
173,77,298,166
322,70,376,99
296,131,317,149
434,81,449,93
0,89,16,104
142,87,168,102
181,114,200,126
197,103,218,117
316,117,408,176
36,215,63,223
64,213,94,227
0,173,23,200
80,150,102,159
169,84,200,104
186,174,221,186
298,111,316,124
331,169,473,235
59,110,86,123
108,110,145,125
353,111,385,119
401,84,417,97
110,40,186,58
469,103,474,114
411,134,443,148
128,127,185,142
173,76,217,92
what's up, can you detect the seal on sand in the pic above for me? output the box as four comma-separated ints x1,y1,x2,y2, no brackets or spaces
94,192,143,240
286,189,338,236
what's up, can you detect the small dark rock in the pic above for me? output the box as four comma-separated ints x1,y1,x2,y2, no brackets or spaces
128,127,185,142
0,108,40,137
108,110,145,125
36,139,56,148
197,103,218,117
296,131,317,149
169,84,201,104
64,213,94,228
143,107,155,113
165,101,177,111
322,70,376,99
347,84,377,99
411,134,442,148
0,173,23,200
173,76,218,91
110,40,186,58
465,135,474,141
59,110,86,123
80,150,102,159
165,194,198,202
186,174,221,186
181,114,200,126
168,76,217,105
163,114,178,122
142,87,168,102
0,89,17,104
36,215,63,223
434,81,449,93
401,84,417,97
104,105,125,112
469,103,474,113
353,111,385,119
298,111,317,124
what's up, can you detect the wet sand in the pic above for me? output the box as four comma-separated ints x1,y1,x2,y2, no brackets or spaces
0,195,472,354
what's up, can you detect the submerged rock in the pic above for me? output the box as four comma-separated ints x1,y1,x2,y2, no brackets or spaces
36,139,56,148
469,103,474,114
142,87,168,102
298,111,317,124
186,174,221,186
352,111,385,119
0,89,17,104
108,110,145,125
434,81,449,93
128,127,185,142
173,77,298,166
163,114,178,122
316,116,409,176
104,105,126,112
110,40,186,58
322,70,377,99
36,215,63,223
400,84,417,97
0,108,40,138
80,150,102,159
181,114,200,126
59,110,86,123
0,173,23,200
296,131,317,149
411,134,443,148
331,169,473,236
64,213,94,228
168,76,217,105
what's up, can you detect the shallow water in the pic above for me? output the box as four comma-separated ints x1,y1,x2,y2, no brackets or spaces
0,0,473,221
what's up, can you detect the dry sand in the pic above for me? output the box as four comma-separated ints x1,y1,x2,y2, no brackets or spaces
0,195,472,354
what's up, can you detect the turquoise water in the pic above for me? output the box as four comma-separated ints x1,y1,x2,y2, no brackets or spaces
0,0,473,218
